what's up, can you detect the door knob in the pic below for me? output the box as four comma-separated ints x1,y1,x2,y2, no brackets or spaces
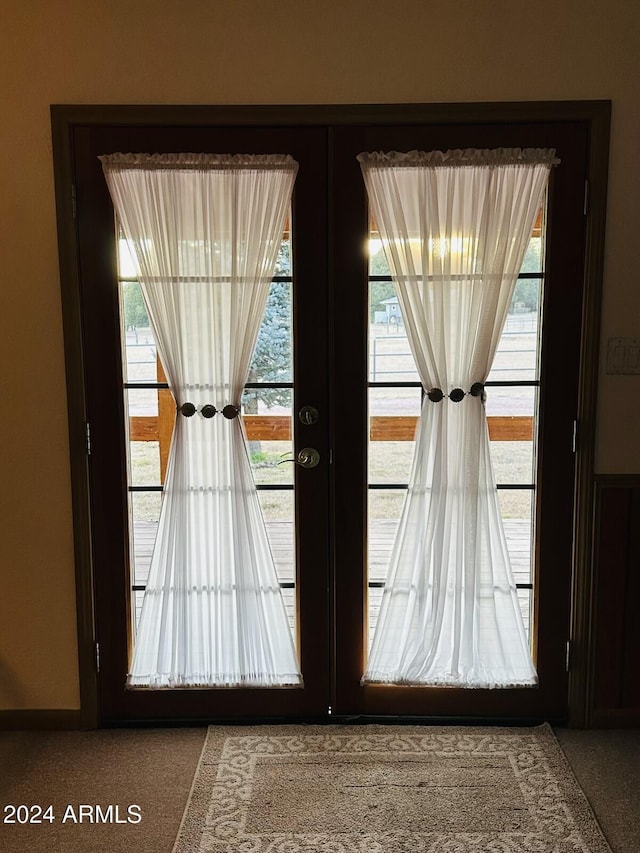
277,447,321,469
297,447,320,468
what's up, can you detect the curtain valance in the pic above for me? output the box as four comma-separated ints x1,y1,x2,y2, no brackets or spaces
99,152,298,171
358,148,559,169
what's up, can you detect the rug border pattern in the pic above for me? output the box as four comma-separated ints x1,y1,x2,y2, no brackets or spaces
172,724,613,853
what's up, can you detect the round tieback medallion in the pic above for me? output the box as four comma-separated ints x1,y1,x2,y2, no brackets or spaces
426,382,485,403
178,402,240,418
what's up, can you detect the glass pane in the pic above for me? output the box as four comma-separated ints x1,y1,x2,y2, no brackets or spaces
368,584,383,655
369,266,417,381
368,490,405,585
242,388,293,486
491,441,534,487
487,386,537,485
247,440,294,486
118,235,138,278
369,323,418,383
499,489,534,643
248,280,293,383
520,206,545,275
125,384,158,418
368,387,421,484
119,281,158,384
521,240,544,275
488,278,543,382
258,490,295,582
126,387,175,487
130,488,297,640
368,489,405,651
499,489,533,583
258,489,296,638
517,587,533,645
130,491,161,589
133,590,145,635
486,384,536,418
370,288,543,383
275,234,292,276
129,441,161,488
367,488,535,646
488,201,545,382
369,231,391,277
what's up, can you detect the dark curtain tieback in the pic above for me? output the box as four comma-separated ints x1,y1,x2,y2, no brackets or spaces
178,403,240,419
427,382,485,403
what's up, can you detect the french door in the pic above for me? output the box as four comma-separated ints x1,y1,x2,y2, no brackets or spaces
331,122,587,719
58,106,592,724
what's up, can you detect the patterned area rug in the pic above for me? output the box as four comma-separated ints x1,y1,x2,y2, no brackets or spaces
173,724,612,852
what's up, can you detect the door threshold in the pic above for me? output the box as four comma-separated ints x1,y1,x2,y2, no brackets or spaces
101,713,566,729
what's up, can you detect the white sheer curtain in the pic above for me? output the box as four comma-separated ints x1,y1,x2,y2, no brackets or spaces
101,153,301,688
360,148,557,687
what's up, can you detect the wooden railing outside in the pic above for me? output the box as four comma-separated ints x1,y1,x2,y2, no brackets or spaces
130,384,533,484
131,412,533,444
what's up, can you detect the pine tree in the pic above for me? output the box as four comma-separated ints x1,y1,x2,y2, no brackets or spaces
245,241,293,414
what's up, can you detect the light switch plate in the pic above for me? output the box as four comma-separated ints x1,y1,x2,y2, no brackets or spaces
606,337,640,374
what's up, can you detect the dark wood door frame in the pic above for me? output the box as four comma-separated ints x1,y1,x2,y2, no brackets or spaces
51,101,610,728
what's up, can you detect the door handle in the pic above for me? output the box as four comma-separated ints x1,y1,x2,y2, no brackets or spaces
277,447,321,469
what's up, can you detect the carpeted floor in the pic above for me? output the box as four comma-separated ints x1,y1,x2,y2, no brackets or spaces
0,725,638,852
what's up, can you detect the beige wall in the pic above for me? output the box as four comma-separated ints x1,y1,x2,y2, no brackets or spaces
1,0,638,710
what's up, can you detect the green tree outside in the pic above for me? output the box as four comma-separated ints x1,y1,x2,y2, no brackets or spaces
245,241,293,414
122,281,149,329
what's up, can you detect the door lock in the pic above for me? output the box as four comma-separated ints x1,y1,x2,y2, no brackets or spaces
298,405,320,425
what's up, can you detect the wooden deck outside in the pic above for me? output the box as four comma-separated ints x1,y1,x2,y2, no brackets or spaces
132,518,532,641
